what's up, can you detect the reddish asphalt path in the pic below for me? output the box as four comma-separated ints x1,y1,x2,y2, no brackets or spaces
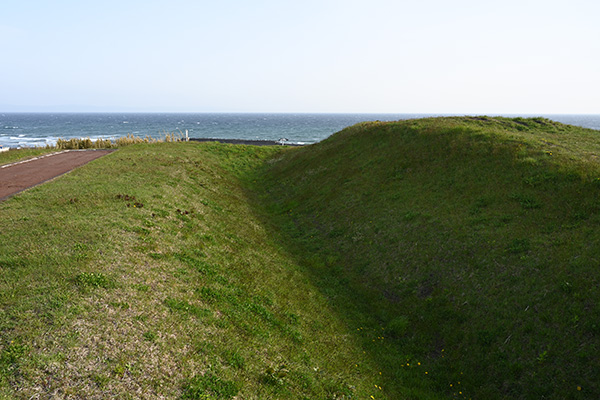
0,149,115,200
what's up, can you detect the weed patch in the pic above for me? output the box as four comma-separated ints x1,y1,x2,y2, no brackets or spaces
221,350,245,369
0,341,28,382
182,372,239,399
260,364,289,387
506,238,531,254
164,297,209,319
510,192,542,209
75,272,115,289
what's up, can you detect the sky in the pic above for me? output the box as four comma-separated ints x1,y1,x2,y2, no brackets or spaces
1,0,599,114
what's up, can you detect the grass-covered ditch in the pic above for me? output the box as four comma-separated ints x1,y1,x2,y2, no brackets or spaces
1,116,599,399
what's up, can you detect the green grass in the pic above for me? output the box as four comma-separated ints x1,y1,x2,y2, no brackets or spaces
0,141,396,399
0,116,599,399
252,116,600,399
0,148,56,166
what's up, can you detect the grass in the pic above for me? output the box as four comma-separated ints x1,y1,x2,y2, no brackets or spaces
0,116,599,399
0,147,56,166
0,141,396,399
251,116,600,399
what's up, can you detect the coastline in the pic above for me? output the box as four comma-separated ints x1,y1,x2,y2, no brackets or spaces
189,138,305,146
3,113,599,150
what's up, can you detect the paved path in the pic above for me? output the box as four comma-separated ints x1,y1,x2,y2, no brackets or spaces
0,149,115,200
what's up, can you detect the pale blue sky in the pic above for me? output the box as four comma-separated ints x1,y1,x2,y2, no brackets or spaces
1,0,599,113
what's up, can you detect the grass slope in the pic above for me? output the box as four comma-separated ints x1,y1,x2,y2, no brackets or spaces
255,116,600,399
0,143,398,399
1,116,599,399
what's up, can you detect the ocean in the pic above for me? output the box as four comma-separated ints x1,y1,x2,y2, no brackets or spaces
1,113,600,149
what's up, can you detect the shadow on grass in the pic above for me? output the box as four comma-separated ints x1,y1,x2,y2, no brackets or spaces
238,162,444,399
233,116,600,399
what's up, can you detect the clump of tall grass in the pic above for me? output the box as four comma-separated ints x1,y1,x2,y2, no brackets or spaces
114,131,183,146
51,132,183,150
53,137,115,150
114,134,158,146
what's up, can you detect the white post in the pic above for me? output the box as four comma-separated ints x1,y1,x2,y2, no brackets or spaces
185,129,189,142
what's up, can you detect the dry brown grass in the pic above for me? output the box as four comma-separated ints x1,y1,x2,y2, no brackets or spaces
52,132,183,150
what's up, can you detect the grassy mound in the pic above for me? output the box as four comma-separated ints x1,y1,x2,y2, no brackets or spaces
256,116,600,399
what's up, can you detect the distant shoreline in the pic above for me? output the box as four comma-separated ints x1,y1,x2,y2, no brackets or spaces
189,138,305,146
3,114,599,150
